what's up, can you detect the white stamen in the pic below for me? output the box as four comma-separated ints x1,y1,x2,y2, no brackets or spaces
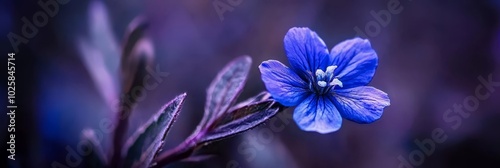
330,78,343,88
315,69,325,81
325,65,337,74
314,66,343,91
317,81,327,87
325,65,337,80
315,69,325,78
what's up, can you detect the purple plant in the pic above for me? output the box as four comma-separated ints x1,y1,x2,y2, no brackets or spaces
78,3,389,168
78,13,284,167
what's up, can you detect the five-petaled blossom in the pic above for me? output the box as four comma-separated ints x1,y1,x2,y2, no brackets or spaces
259,27,390,134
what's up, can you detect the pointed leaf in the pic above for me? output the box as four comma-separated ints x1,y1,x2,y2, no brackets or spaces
200,56,252,129
121,38,155,98
89,0,120,72
123,93,187,168
77,1,120,111
77,39,118,111
121,16,149,65
199,100,284,144
211,92,271,128
81,129,107,168
120,17,154,94
228,91,271,112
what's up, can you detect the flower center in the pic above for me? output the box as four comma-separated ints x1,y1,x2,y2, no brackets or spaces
313,65,343,94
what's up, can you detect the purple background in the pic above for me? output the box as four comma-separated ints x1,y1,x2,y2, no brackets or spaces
1,0,500,167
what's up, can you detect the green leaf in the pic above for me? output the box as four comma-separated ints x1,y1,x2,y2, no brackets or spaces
81,129,107,168
200,56,252,130
123,93,187,168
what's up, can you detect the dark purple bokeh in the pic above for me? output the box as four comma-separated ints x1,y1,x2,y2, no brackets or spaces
2,0,500,167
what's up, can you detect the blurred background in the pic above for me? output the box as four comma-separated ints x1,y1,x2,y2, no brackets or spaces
1,0,500,167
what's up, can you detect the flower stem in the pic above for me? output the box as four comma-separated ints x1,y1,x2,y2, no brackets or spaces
110,103,133,167
151,132,202,168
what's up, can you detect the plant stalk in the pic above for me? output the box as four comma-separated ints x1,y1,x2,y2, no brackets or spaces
110,102,134,167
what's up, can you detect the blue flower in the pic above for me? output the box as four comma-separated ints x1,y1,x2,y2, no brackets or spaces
259,27,390,134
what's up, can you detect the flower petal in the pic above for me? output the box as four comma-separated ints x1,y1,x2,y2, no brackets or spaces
330,38,378,88
259,60,309,106
333,86,390,124
284,27,331,76
293,94,342,134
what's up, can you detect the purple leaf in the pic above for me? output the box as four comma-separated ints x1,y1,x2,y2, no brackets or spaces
77,0,120,111
200,56,252,130
81,129,107,168
210,92,271,128
120,17,154,95
111,17,154,167
199,100,285,144
228,91,271,112
123,93,186,168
